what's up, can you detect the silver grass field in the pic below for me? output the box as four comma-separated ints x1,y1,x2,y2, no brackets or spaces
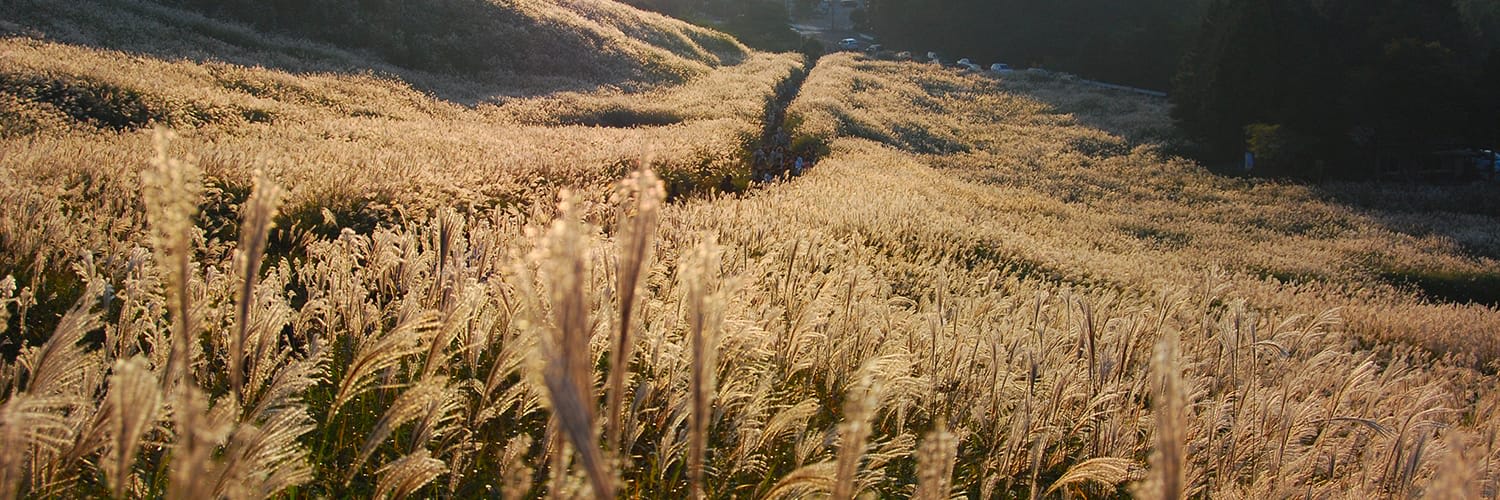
3,1,1500,498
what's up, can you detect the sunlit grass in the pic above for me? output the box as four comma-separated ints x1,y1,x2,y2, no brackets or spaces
0,8,1498,500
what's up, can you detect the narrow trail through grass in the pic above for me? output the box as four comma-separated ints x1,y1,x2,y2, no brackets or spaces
663,52,822,201
745,54,823,186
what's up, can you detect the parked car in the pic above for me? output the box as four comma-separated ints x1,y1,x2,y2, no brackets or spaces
955,58,981,71
865,44,883,54
838,38,860,51
839,0,858,7
990,63,1013,72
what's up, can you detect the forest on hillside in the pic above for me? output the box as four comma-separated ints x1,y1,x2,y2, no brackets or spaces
864,0,1205,90
1173,0,1500,176
862,0,1500,178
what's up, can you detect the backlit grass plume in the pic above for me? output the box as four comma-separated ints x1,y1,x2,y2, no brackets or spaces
102,357,160,498
607,168,664,456
230,170,283,402
915,423,959,500
538,192,615,498
142,129,201,390
682,237,722,499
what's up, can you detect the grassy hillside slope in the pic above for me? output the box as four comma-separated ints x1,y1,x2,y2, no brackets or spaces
787,55,1500,362
1,0,802,334
745,52,1500,496
0,1,804,496
3,0,750,100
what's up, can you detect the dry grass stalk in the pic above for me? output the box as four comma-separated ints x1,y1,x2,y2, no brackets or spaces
166,386,226,500
230,171,283,402
765,461,838,500
0,276,14,332
375,449,448,500
243,343,323,430
832,368,881,500
103,357,160,499
1383,403,1451,496
607,169,664,456
348,376,453,481
1137,328,1187,500
684,238,722,500
1428,431,1486,499
1045,457,1142,497
142,130,202,390
328,311,441,419
213,406,315,498
19,279,105,397
914,423,959,500
539,192,614,498
501,436,536,500
1,280,107,498
0,393,74,500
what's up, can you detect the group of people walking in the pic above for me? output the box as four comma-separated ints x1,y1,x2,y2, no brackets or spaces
751,126,808,183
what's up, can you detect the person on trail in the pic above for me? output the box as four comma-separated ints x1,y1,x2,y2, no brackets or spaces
793,156,805,176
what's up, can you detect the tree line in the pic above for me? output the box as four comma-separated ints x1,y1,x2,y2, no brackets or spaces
864,0,1208,90
862,0,1500,178
1173,0,1500,176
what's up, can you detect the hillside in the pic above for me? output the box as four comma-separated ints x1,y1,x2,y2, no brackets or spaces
3,0,750,101
2,2,1500,499
2,0,801,322
785,55,1500,361
676,53,1500,497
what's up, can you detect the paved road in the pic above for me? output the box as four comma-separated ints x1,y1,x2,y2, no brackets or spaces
788,2,874,50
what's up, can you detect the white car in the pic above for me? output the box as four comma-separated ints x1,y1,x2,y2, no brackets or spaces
838,38,859,51
990,63,1013,72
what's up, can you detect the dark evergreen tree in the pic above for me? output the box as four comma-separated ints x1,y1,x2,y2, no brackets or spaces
1171,0,1329,162
1471,49,1500,149
864,0,1204,88
1173,0,1488,177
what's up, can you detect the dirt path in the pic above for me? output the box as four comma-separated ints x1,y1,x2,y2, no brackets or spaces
745,54,820,185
